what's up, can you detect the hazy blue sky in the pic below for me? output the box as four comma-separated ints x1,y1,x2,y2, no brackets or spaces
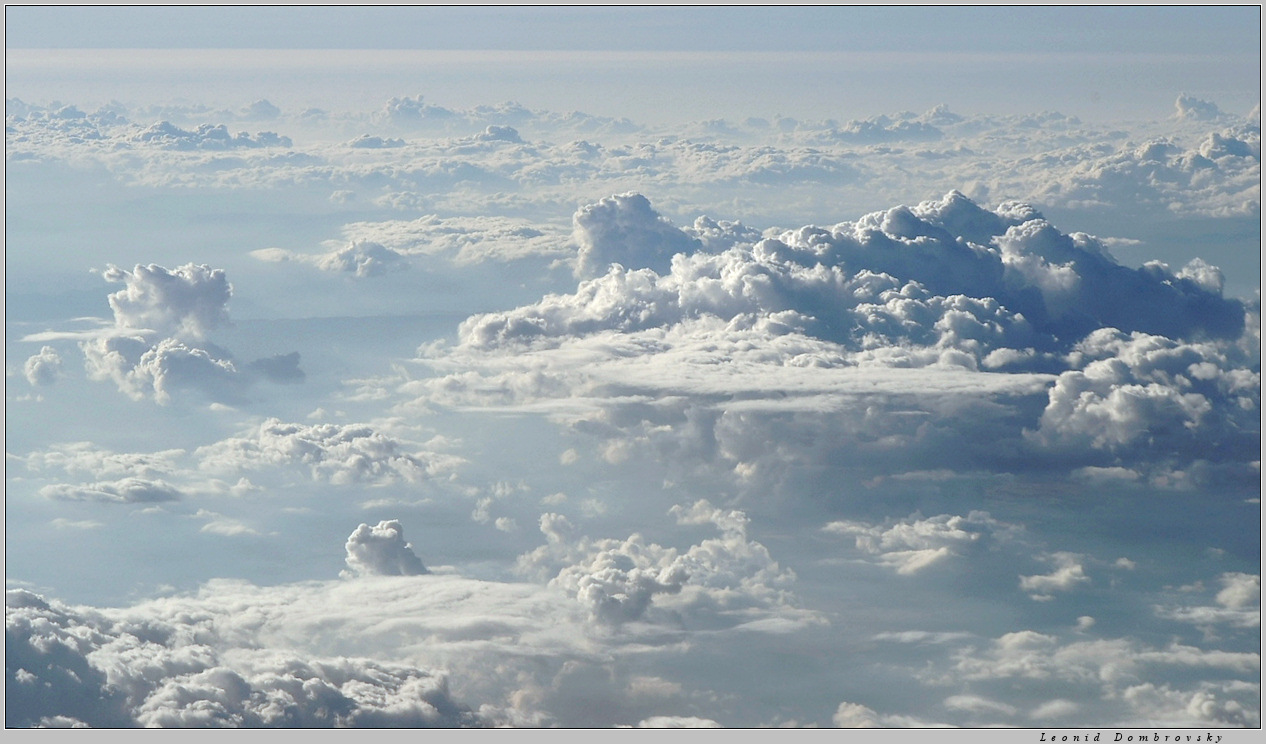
6,6,1261,54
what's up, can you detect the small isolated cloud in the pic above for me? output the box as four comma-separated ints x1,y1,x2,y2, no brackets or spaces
1174,94,1224,122
23,346,63,386
1019,552,1090,599
823,511,1020,575
252,241,408,278
832,701,881,728
343,520,429,577
635,716,722,728
193,510,260,537
49,518,104,530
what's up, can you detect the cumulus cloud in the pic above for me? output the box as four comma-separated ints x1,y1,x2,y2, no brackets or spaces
1156,573,1261,630
8,96,1257,226
251,241,408,277
23,345,63,386
38,477,183,504
131,121,291,150
102,263,231,340
518,500,812,629
1174,94,1225,122
5,588,479,728
1029,327,1259,463
1018,552,1090,599
573,193,702,278
408,192,1255,492
195,418,462,486
343,520,429,577
82,335,243,404
6,531,821,729
76,263,303,403
923,629,1260,726
635,715,722,728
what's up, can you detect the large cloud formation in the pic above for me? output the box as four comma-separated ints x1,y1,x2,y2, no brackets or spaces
411,192,1258,494
5,588,479,728
6,507,819,728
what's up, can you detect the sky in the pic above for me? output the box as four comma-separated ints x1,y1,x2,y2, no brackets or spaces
4,6,1262,733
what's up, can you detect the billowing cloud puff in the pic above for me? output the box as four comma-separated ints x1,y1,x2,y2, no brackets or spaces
1174,94,1226,122
1030,328,1259,462
196,418,462,485
23,345,63,386
573,193,702,278
519,500,811,629
73,263,302,403
82,336,242,404
344,520,429,577
463,192,1245,353
103,263,231,340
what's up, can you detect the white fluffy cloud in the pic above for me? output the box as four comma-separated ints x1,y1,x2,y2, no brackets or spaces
405,192,1256,491
38,477,183,504
195,418,462,486
517,500,814,630
822,511,1021,575
74,263,303,403
5,588,479,728
102,263,231,340
1018,552,1091,600
6,506,823,729
574,192,702,278
343,520,429,577
23,345,63,386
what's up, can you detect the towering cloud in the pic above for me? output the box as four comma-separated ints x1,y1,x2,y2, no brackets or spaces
415,192,1257,492
74,264,303,403
102,263,232,340
573,193,703,278
344,520,429,577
